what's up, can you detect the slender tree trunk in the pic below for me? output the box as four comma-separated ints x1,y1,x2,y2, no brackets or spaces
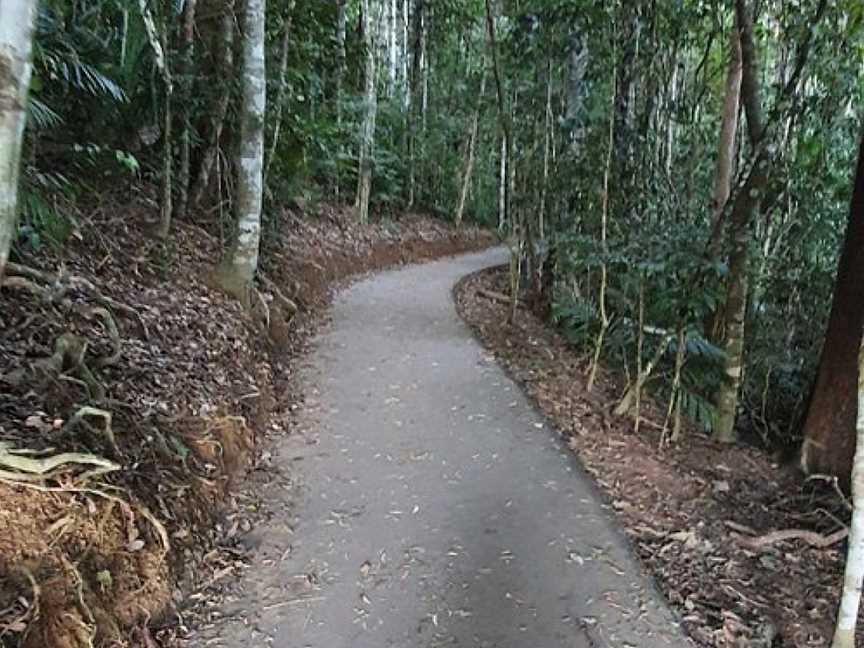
485,0,511,232
334,0,347,200
174,0,198,222
454,69,486,227
0,0,36,282
407,0,425,207
218,0,266,303
538,59,552,240
191,8,234,211
498,134,506,230
264,3,295,187
800,133,864,485
587,56,617,392
356,0,379,224
715,0,765,443
707,21,743,259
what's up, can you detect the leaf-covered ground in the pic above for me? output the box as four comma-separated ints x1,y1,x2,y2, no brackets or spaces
0,194,493,648
455,266,852,648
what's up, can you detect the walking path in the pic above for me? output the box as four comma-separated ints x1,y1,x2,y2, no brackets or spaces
195,248,688,648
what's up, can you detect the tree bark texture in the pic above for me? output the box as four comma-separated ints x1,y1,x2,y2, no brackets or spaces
715,0,765,443
219,0,266,301
831,327,864,648
0,0,36,281
708,21,743,259
356,0,379,225
800,133,864,486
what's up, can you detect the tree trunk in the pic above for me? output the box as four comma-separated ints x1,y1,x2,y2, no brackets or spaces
800,133,864,486
454,69,486,227
485,0,512,233
407,0,425,207
218,0,266,303
174,0,198,222
356,0,379,225
831,328,864,648
707,21,743,260
715,0,765,443
191,7,234,211
334,0,347,200
264,3,295,187
0,0,36,281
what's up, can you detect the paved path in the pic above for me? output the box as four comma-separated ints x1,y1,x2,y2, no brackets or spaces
196,249,687,648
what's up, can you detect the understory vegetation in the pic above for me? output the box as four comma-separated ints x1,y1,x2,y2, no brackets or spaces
2,0,864,645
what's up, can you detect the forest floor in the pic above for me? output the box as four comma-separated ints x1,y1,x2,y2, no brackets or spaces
0,195,493,648
455,266,853,648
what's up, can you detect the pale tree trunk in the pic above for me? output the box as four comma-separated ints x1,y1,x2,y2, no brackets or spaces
454,69,486,227
175,0,198,222
191,8,234,211
831,332,864,648
485,0,511,234
498,135,506,230
587,56,617,392
704,17,743,341
715,0,765,443
0,0,36,281
708,22,743,259
538,59,552,240
264,2,296,187
387,0,397,95
356,0,379,225
218,0,266,303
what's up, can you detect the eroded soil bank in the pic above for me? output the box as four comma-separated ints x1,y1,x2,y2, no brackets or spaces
455,266,852,648
0,200,493,648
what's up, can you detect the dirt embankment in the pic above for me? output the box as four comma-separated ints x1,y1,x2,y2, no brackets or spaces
455,266,851,648
0,198,494,648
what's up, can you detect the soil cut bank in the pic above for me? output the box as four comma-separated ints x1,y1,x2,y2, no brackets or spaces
455,265,854,648
0,198,493,648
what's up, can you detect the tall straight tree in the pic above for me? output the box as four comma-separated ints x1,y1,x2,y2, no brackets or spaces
356,0,380,225
829,133,864,648
0,0,36,281
218,0,266,302
714,0,766,443
707,17,743,261
800,133,864,485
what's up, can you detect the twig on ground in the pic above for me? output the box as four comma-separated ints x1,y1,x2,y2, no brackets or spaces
733,526,848,550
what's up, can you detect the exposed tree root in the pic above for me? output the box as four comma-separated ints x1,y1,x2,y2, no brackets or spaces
3,262,148,339
0,441,119,480
0,479,170,559
732,525,848,550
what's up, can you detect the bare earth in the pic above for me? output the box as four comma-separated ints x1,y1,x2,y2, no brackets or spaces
192,249,688,648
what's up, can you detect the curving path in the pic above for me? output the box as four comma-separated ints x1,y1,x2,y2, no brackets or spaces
194,248,688,648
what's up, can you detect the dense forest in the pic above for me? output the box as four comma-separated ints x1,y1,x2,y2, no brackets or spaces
2,0,864,646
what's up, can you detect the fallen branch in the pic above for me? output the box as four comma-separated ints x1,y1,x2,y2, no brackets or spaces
734,526,848,550
477,288,516,305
